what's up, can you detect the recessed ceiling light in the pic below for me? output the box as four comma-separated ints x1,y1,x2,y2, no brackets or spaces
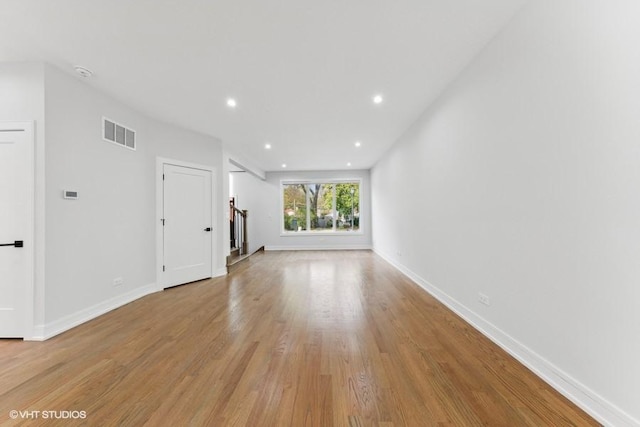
355,141,362,148
265,143,272,149
74,66,93,78
226,98,237,108
373,94,383,104
281,163,287,168
347,162,352,167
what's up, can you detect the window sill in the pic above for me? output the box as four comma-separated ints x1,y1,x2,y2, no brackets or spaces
280,231,364,237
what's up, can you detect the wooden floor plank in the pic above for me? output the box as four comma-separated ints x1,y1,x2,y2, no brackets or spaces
0,251,599,426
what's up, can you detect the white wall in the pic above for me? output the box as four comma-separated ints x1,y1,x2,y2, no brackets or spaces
371,1,640,425
229,171,269,254
262,170,372,250
41,64,224,334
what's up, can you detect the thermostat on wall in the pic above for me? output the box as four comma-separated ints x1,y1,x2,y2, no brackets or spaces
63,190,78,200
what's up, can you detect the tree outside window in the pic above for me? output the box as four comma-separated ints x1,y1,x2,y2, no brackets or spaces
283,184,307,231
282,181,360,233
335,183,359,231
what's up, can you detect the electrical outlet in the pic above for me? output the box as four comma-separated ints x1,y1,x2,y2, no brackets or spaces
113,277,124,287
478,293,490,306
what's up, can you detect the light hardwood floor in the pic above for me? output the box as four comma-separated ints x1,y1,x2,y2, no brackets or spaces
0,251,598,426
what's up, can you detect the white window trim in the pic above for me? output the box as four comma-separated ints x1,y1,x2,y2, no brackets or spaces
280,178,363,237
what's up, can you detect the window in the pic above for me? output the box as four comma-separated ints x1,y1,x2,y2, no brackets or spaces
282,180,360,234
283,184,308,231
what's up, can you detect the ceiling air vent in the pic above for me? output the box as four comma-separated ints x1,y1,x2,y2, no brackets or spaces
103,117,136,150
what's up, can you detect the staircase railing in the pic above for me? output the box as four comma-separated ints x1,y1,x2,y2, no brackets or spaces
230,201,248,256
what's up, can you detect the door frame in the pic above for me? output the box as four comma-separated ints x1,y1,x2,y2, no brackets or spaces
0,121,35,338
156,157,218,291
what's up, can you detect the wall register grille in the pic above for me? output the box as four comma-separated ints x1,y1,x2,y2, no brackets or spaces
103,117,135,150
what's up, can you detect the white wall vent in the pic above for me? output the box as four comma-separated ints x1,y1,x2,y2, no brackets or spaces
103,117,136,150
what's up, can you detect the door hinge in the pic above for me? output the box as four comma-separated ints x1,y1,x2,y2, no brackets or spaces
163,265,166,272
161,218,165,226
162,174,165,180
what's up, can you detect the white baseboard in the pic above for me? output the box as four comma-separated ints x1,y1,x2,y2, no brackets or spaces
373,247,639,427
213,267,228,277
27,283,158,341
265,245,372,251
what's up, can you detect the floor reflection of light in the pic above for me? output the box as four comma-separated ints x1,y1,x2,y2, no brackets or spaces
226,276,244,332
280,257,367,331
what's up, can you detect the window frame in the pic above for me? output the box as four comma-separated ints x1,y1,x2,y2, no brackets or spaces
280,178,363,236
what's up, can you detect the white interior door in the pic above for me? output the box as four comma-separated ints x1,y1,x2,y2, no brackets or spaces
162,164,213,288
0,122,33,338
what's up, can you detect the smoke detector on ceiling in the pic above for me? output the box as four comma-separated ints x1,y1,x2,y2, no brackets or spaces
74,66,93,78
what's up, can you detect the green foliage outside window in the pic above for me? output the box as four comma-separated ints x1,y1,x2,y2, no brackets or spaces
283,181,359,232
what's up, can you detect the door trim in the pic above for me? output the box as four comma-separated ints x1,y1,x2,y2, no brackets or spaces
156,157,218,292
0,121,35,338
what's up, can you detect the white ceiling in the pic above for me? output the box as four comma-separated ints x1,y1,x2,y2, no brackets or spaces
0,0,525,172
